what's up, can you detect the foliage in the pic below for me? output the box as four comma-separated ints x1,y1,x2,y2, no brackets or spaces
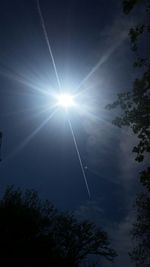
106,0,150,166
106,66,150,163
107,0,150,266
0,186,116,266
123,0,148,15
140,167,150,190
129,193,150,266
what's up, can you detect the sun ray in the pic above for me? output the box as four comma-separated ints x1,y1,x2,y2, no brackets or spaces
6,108,58,160
37,0,62,91
27,103,58,121
67,116,91,199
75,33,127,92
0,68,50,96
1,105,47,118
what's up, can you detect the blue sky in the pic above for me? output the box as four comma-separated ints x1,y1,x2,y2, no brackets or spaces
0,0,144,266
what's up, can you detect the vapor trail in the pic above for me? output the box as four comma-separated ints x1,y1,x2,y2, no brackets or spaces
37,0,61,90
67,117,91,199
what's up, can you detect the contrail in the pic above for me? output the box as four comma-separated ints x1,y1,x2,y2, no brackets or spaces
67,117,91,199
37,0,61,91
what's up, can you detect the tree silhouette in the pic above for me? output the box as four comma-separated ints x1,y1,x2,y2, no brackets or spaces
129,193,150,266
106,0,150,167
123,0,147,15
0,186,117,266
106,0,150,266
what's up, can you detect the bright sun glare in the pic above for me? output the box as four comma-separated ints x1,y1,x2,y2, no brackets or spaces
57,94,75,108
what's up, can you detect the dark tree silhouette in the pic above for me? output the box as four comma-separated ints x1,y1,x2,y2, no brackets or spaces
129,193,150,266
106,0,150,266
123,0,147,15
0,186,116,266
106,0,150,185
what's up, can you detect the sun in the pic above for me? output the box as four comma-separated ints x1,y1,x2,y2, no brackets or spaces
57,93,75,108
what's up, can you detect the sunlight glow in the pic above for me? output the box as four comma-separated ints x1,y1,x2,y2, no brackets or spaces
57,94,75,108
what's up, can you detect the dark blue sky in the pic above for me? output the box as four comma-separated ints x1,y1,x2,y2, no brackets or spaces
0,0,142,266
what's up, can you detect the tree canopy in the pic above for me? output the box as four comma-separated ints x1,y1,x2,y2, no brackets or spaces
123,0,148,14
106,0,150,182
106,0,150,266
0,186,116,266
129,193,150,266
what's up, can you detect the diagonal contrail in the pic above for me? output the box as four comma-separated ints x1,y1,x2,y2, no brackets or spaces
67,117,91,199
37,0,61,91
